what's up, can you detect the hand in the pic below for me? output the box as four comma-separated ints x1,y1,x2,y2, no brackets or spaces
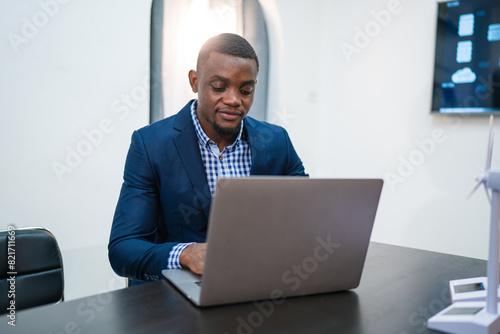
179,243,207,275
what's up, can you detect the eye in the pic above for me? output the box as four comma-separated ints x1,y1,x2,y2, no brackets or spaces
211,85,226,92
240,87,254,96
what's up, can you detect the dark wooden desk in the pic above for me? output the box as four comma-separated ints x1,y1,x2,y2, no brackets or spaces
1,243,487,334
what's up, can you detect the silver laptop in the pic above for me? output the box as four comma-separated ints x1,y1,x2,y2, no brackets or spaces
162,177,383,307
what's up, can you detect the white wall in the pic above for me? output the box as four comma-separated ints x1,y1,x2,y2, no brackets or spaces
0,0,494,301
273,0,493,260
0,0,152,299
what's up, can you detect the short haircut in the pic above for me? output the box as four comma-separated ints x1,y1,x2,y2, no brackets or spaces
196,33,259,72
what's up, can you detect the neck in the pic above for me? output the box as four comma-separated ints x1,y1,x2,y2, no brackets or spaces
214,135,238,151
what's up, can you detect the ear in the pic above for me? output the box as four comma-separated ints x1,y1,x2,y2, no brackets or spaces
188,70,198,93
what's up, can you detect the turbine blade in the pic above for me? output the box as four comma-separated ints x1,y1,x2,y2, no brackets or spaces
486,115,494,171
488,132,494,171
483,183,492,204
466,180,483,200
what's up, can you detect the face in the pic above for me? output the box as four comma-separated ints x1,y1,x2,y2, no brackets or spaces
189,51,258,143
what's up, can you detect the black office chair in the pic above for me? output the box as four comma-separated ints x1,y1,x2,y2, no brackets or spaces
0,227,64,314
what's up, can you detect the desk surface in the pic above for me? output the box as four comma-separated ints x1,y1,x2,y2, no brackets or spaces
2,242,486,334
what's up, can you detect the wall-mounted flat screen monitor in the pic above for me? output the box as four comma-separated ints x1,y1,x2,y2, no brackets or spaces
431,0,500,114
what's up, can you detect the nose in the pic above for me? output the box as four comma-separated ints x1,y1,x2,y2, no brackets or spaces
222,88,241,107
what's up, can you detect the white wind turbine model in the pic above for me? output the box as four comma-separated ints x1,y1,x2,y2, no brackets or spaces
428,115,500,334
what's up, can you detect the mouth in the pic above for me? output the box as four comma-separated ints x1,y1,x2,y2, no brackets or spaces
217,110,243,122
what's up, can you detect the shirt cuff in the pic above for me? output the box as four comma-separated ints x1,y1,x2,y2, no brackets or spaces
167,242,195,269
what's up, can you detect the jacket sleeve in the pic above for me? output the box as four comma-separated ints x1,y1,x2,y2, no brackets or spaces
108,130,176,281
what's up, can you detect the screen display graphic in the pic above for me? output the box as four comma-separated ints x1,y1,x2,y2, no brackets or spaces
443,306,483,315
454,282,485,294
431,0,500,114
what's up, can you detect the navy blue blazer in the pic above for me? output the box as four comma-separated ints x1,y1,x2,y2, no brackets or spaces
108,100,307,282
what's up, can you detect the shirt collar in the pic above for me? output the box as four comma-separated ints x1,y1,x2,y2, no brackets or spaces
190,99,245,150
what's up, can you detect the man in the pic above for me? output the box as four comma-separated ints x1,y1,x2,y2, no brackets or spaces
108,33,307,284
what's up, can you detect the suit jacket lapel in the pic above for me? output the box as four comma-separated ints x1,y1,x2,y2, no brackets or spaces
172,101,211,217
245,117,268,175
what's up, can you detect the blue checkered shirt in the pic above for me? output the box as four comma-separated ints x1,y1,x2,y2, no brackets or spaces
166,100,252,269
